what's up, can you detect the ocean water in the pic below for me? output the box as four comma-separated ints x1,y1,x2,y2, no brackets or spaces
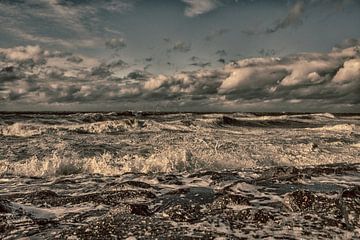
0,112,359,239
0,112,359,176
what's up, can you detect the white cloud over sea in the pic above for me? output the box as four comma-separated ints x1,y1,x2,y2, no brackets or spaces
0,40,359,112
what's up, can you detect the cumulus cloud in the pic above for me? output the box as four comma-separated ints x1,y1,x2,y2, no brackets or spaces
333,59,360,83
183,0,220,17
219,46,360,106
0,45,44,63
267,0,305,33
141,70,227,100
1,43,360,111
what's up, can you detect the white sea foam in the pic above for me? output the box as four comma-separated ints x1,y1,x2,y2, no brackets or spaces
0,148,212,177
0,113,359,177
352,143,360,148
0,119,157,137
0,123,45,137
68,119,148,134
310,124,355,133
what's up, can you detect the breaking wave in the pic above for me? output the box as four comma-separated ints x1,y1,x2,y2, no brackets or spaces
0,112,359,177
0,123,45,137
68,119,151,134
0,148,212,177
0,119,192,137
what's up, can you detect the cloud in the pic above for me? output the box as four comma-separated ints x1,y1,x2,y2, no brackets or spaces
141,70,227,100
258,49,276,57
267,0,305,33
67,55,83,64
107,59,129,69
334,38,360,49
215,50,227,57
205,28,229,41
218,46,360,106
0,45,44,63
190,62,211,68
169,41,191,53
100,0,134,13
0,66,23,82
105,38,127,51
333,59,360,83
183,0,220,17
0,0,134,50
1,43,360,111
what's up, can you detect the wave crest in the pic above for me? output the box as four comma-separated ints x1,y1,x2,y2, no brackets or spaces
0,123,45,137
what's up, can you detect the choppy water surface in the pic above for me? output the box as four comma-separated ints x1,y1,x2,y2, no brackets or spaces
0,112,359,239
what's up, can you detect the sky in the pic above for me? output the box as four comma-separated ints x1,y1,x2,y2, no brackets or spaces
0,0,359,112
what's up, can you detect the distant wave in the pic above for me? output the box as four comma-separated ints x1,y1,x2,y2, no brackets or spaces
288,113,336,120
309,124,356,133
0,114,354,137
0,119,155,137
215,116,319,128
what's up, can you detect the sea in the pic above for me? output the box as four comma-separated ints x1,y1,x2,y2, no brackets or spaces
0,112,359,239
